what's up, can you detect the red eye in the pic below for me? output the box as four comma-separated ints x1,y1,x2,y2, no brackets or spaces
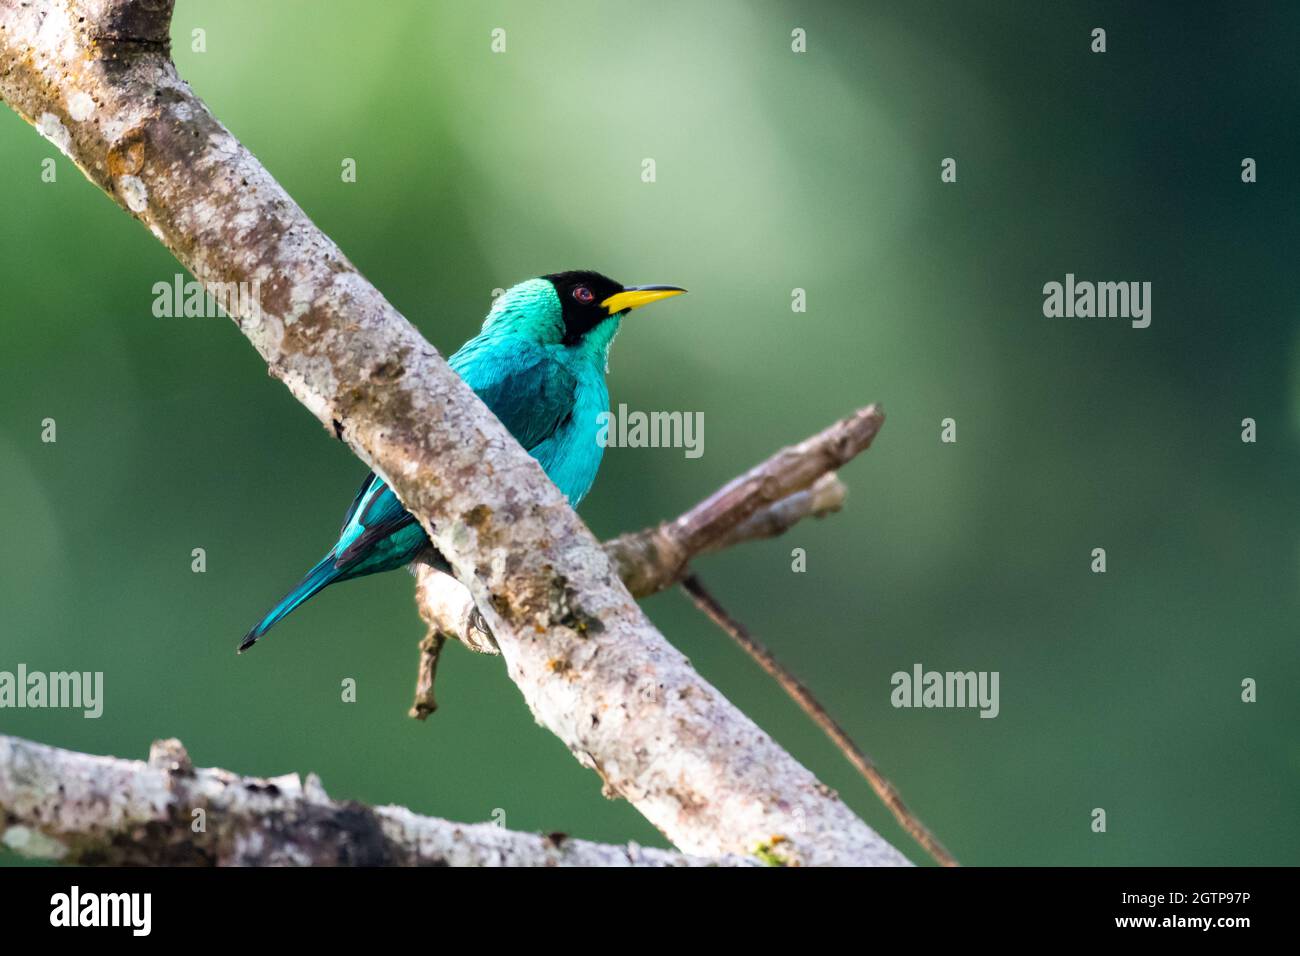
573,286,594,304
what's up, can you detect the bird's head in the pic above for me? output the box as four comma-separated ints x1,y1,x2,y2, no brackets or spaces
482,270,686,350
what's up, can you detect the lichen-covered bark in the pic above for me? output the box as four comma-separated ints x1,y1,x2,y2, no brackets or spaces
0,735,749,866
409,408,869,696
0,0,908,865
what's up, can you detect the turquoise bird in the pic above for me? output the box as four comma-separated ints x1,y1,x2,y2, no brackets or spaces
238,271,685,652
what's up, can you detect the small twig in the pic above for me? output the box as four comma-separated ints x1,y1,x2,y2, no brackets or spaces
607,405,884,598
409,631,447,719
410,565,498,718
679,574,959,868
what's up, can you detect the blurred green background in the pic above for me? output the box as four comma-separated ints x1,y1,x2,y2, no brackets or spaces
1,1,1296,866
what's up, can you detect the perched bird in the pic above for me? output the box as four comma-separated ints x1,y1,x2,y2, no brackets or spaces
238,271,685,652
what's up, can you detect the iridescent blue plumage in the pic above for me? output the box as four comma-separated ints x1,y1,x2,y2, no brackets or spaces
239,272,684,651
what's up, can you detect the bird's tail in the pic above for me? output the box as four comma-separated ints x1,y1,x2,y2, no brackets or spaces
238,552,341,653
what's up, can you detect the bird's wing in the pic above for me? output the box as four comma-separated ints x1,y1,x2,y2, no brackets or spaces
334,472,418,571
339,469,376,534
329,350,576,573
453,350,579,452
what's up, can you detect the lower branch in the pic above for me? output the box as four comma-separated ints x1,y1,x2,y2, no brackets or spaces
0,735,750,867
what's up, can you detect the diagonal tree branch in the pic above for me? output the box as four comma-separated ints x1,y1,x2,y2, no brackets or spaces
409,406,875,701
0,0,910,864
0,735,753,866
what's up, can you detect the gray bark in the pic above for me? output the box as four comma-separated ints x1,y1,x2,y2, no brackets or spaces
0,735,752,866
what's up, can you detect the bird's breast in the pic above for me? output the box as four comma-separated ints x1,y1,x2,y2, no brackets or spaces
533,374,609,506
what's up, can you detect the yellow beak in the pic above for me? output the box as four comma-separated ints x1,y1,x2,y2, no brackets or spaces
601,285,687,315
